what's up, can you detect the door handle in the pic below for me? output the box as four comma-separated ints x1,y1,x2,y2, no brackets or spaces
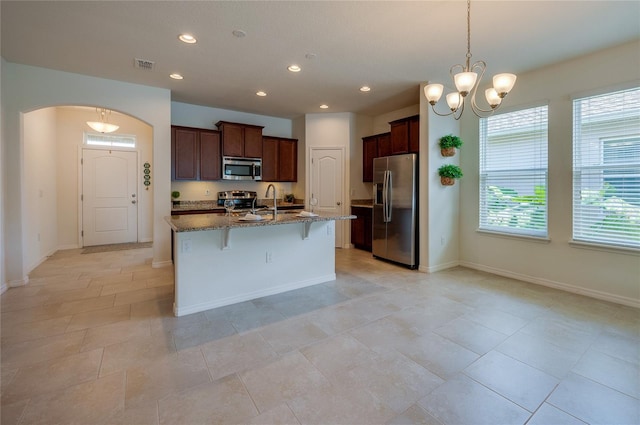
131,200,137,204
336,201,341,206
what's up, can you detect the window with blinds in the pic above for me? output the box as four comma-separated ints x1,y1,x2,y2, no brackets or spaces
85,133,136,148
572,87,640,249
479,105,548,237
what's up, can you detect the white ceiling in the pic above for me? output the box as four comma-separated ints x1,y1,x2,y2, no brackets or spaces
2,1,639,119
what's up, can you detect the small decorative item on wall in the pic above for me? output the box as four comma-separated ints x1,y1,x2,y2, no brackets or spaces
143,162,151,189
438,134,463,157
438,164,463,186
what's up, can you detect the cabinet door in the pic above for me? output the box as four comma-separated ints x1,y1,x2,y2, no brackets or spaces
262,137,278,181
172,127,198,180
363,137,377,182
409,116,420,153
199,130,221,180
244,126,263,158
363,211,372,251
221,123,244,157
351,208,365,247
377,133,392,157
278,139,297,182
390,121,409,154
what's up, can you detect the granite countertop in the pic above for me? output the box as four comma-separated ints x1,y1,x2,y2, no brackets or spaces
171,200,305,212
166,211,356,232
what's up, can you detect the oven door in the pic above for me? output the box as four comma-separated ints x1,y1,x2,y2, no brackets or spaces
222,157,262,181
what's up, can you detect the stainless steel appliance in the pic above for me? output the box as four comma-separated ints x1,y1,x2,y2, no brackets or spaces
222,157,262,181
217,190,265,211
372,153,418,268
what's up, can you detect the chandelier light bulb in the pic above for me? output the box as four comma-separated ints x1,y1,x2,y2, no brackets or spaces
485,88,502,108
454,72,478,97
493,73,517,97
424,84,444,104
446,92,463,111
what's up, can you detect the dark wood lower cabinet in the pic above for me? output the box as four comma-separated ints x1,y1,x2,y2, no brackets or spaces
351,206,372,251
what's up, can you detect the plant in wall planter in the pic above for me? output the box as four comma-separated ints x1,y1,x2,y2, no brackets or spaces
438,134,463,157
438,164,463,186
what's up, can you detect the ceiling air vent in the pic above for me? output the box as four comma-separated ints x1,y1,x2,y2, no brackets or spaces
134,58,155,71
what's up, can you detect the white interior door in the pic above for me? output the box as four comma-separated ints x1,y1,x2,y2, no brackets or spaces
310,148,344,248
82,149,138,246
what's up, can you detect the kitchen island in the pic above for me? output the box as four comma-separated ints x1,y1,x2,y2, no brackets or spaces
166,211,355,316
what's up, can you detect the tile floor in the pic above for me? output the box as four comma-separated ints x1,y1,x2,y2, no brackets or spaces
1,247,638,425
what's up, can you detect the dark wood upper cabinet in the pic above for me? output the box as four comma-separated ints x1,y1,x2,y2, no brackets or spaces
389,114,420,155
172,127,198,180
362,132,391,182
171,126,221,181
199,130,221,181
262,136,298,182
216,121,264,158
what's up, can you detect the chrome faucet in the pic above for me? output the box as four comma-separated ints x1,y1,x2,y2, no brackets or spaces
265,184,277,219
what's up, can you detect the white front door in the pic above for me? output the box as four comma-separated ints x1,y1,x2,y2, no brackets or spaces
310,148,344,248
82,149,138,246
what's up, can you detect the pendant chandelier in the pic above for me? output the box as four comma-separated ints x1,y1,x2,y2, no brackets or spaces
86,108,119,133
424,0,517,120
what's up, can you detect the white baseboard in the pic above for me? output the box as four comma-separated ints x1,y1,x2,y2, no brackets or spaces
152,260,173,269
8,276,29,288
1,282,8,294
174,273,337,317
459,260,640,309
419,260,460,273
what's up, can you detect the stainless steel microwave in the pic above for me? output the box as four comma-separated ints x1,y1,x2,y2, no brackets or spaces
222,156,262,181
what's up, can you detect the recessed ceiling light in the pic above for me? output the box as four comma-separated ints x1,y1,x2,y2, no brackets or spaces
360,86,371,92
320,104,329,109
178,33,197,44
169,73,184,80
232,29,247,38
287,65,301,73
256,91,267,97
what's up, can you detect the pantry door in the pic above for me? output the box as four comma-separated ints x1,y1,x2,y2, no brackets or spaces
82,149,138,246
310,147,344,248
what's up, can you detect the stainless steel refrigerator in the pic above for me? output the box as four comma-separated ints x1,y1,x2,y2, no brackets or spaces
372,154,418,268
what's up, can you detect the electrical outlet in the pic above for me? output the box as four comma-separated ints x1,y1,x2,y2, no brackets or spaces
205,189,211,196
441,236,445,246
266,251,273,263
182,239,192,253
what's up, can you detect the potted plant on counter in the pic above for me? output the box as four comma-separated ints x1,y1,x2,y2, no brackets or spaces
438,164,463,186
171,191,180,206
438,134,463,157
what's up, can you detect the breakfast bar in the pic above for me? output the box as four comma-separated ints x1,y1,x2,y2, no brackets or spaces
166,211,355,316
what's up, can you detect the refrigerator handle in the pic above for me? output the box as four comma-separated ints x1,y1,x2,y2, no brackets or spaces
387,170,392,222
382,170,388,222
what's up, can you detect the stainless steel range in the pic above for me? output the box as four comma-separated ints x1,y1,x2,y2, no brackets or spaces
217,190,266,211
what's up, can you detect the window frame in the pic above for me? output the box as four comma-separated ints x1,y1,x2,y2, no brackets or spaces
572,87,640,251
478,104,549,239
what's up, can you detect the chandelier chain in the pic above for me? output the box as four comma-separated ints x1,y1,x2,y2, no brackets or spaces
466,0,472,63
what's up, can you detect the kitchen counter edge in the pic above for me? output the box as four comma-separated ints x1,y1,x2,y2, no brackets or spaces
166,212,356,233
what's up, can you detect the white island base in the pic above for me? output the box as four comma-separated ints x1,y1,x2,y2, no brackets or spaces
172,220,336,316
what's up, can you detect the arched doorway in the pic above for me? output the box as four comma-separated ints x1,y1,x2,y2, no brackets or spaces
22,106,154,273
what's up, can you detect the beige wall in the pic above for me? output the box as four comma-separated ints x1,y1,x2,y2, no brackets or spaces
458,40,640,306
23,108,58,271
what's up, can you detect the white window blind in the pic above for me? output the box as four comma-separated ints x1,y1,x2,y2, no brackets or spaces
85,133,136,148
479,105,548,237
572,87,640,249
